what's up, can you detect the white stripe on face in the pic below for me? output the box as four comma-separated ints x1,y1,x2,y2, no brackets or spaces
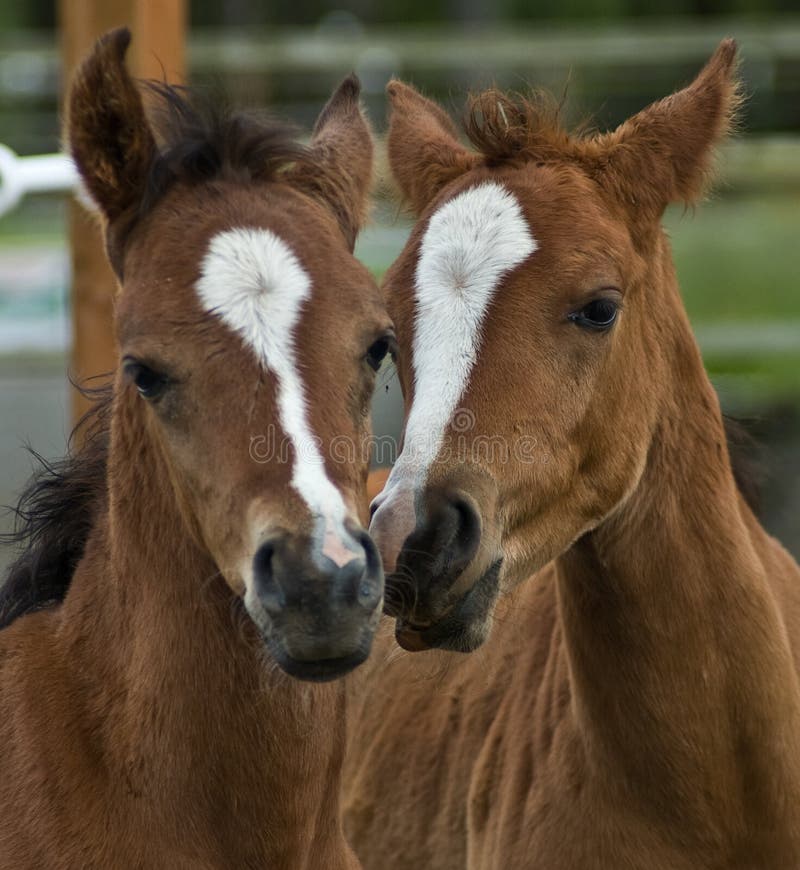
387,182,537,490
196,227,359,570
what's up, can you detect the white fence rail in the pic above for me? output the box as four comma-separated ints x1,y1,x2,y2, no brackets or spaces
0,146,77,218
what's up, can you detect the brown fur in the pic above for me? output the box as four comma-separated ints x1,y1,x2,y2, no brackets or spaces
296,73,375,250
345,41,800,868
384,80,481,216
0,28,387,868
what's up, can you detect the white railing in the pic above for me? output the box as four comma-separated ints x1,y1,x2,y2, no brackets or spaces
0,145,78,218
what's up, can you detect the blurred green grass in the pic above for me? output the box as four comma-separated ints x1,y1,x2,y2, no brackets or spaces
667,198,800,322
665,196,799,404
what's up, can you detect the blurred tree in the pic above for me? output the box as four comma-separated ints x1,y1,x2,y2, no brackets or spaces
185,0,794,24
0,0,54,29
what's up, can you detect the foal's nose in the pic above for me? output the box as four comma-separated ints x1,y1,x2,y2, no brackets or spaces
253,530,381,614
250,528,383,681
411,491,482,582
372,488,482,586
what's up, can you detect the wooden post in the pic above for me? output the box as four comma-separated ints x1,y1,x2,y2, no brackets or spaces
60,0,187,423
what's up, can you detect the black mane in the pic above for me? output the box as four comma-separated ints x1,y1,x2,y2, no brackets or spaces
139,81,313,218
723,414,764,516
0,388,110,630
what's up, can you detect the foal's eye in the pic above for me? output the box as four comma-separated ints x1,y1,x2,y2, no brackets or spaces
123,360,169,400
365,334,396,372
568,298,619,331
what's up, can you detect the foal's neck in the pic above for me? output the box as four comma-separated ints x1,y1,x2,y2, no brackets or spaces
61,392,350,863
555,265,800,840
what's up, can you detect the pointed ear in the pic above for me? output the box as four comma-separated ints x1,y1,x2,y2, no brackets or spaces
66,28,157,223
386,80,480,215
592,39,740,221
293,75,374,251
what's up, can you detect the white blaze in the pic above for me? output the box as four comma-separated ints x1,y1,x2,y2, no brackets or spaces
196,227,358,570
387,182,537,490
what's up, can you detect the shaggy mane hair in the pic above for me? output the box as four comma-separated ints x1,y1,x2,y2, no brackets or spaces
463,87,581,166
138,80,315,218
0,388,110,630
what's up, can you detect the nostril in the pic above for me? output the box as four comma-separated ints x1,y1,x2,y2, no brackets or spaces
356,529,382,579
437,493,481,577
369,497,382,521
452,496,481,552
253,540,285,613
333,530,382,611
253,541,275,580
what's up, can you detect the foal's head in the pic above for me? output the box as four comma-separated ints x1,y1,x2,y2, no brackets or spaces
68,29,391,680
372,41,740,652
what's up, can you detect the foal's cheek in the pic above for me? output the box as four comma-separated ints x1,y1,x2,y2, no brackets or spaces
148,385,194,434
148,410,242,561
351,372,375,425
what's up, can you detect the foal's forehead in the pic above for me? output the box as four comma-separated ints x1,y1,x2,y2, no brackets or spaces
125,180,377,316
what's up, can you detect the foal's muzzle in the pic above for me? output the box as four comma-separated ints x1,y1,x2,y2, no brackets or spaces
371,486,497,653
249,527,383,681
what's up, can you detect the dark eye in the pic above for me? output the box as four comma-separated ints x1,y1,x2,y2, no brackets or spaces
568,298,619,331
123,360,169,400
365,334,396,372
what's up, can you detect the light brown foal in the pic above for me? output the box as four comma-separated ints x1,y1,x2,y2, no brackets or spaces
0,29,392,868
346,41,800,869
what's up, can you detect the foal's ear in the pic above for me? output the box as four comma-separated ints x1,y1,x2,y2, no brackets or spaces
295,75,374,251
593,39,740,221
67,27,156,223
386,81,480,215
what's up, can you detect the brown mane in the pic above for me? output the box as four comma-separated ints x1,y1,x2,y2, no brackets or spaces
463,87,578,165
99,78,322,273
137,74,372,254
